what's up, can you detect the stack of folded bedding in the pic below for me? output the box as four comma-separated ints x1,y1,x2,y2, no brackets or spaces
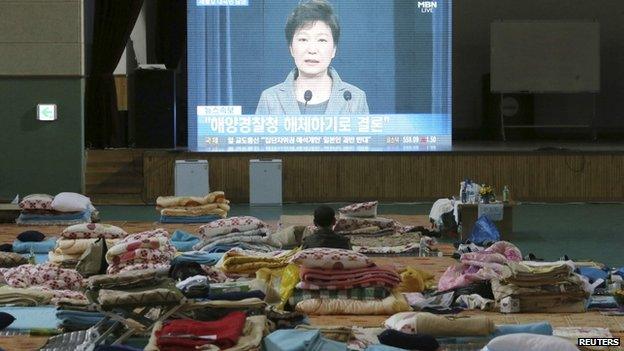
194,216,275,252
86,268,183,308
157,191,230,223
105,228,176,275
217,248,298,276
288,248,410,315
438,241,522,292
0,263,84,291
0,264,87,305
48,223,126,267
16,192,97,226
491,260,590,313
12,230,57,263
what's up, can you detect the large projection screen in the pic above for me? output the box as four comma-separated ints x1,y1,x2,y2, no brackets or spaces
491,20,600,93
187,0,453,152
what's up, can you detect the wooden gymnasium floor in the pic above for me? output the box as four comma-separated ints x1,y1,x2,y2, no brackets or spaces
0,216,623,350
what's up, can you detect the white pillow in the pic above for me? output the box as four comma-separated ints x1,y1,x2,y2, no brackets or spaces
485,333,579,351
51,192,92,212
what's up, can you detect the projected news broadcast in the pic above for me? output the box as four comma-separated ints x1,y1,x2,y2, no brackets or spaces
188,0,452,152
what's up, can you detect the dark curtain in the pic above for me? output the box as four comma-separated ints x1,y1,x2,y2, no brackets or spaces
156,0,187,69
85,0,143,148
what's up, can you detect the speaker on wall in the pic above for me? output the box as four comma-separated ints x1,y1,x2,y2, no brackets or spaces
482,74,534,140
128,69,176,148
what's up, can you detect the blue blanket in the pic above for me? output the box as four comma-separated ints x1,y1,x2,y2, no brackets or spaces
171,230,201,252
16,209,91,225
19,253,50,264
492,321,552,337
172,251,223,266
159,215,221,224
13,238,57,254
0,306,59,331
264,329,347,351
56,309,106,329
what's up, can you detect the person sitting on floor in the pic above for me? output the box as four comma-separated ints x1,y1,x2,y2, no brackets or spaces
302,205,352,250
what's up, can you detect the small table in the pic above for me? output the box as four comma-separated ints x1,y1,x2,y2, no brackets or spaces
457,201,515,240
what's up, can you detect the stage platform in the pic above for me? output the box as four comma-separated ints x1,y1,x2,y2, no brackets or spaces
85,141,624,205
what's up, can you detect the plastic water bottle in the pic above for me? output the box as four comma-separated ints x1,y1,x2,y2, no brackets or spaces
502,185,510,203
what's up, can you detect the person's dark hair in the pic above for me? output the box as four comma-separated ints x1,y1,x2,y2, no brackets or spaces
314,205,336,228
285,0,340,47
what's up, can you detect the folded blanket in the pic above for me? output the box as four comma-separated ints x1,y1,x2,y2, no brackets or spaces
290,287,391,306
105,237,171,262
107,248,175,265
97,279,183,308
506,261,574,286
87,268,169,290
55,238,118,256
16,209,91,226
300,265,399,282
298,266,400,290
299,266,400,289
108,262,171,275
56,309,106,329
160,214,224,224
61,223,127,240
160,204,228,217
493,322,553,337
156,191,226,208
220,248,298,275
147,314,267,351
296,293,411,315
171,230,201,252
154,310,246,350
263,329,348,351
106,229,175,274
0,285,54,306
195,228,271,251
172,251,224,266
0,264,84,290
13,238,57,253
199,216,268,240
384,312,495,337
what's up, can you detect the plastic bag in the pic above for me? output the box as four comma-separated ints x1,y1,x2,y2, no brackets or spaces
469,215,500,245
278,264,300,310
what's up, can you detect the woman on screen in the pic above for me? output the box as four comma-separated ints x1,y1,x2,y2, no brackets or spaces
255,0,369,115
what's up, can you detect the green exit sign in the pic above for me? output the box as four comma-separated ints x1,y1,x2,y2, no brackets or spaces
37,104,57,121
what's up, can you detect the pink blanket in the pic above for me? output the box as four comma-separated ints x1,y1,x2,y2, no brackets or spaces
298,266,400,290
437,241,521,292
0,264,84,291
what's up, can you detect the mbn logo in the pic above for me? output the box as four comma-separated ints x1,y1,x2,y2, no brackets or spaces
418,1,437,13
